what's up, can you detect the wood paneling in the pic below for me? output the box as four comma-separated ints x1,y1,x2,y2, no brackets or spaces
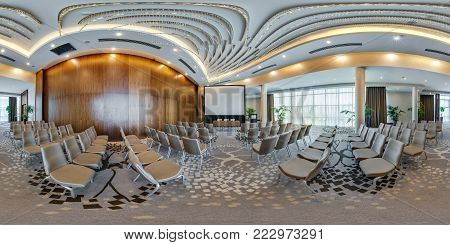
35,70,43,121
43,53,198,140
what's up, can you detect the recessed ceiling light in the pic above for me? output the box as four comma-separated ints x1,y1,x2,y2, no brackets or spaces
431,60,441,66
0,48,5,53
336,55,347,62
184,73,188,76
379,76,383,79
167,61,171,64
50,43,56,48
236,74,240,77
424,79,427,82
257,65,262,69
173,48,178,52
115,32,122,37
111,47,116,51
386,53,397,60
282,54,286,58
65,54,70,58
244,78,251,83
270,71,277,76
26,62,30,66
326,40,332,44
393,35,401,41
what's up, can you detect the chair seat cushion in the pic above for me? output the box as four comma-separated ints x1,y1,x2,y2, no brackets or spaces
92,138,107,145
320,133,334,138
403,145,423,156
96,135,109,140
316,136,331,143
139,150,162,165
50,164,95,188
350,141,369,149
426,133,436,139
298,148,323,162
200,143,207,153
73,153,102,169
252,143,261,153
126,135,139,140
279,158,316,179
359,158,395,177
309,141,328,150
127,138,142,145
131,143,149,153
23,145,41,154
353,148,378,161
86,145,106,155
144,160,182,182
348,136,364,142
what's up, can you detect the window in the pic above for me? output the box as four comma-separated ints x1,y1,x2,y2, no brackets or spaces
0,96,9,122
273,86,355,126
440,94,450,122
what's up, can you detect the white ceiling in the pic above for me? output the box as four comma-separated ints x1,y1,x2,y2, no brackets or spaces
0,76,33,94
0,0,447,85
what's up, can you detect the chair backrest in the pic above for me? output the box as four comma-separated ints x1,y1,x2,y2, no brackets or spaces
240,123,249,133
63,136,82,161
258,135,279,155
188,122,197,128
306,148,331,181
49,127,62,142
58,126,68,137
285,123,292,132
24,124,33,131
388,126,400,140
360,126,369,140
249,123,258,129
163,124,171,134
198,127,210,139
395,121,402,127
266,121,273,128
377,123,384,133
181,137,202,155
288,128,301,144
427,123,436,134
37,129,50,145
144,126,152,138
176,121,183,126
22,130,37,148
127,148,158,185
357,124,365,135
157,131,170,146
182,122,189,128
78,132,91,152
196,122,204,128
187,127,198,139
149,128,160,142
42,123,49,129
177,126,188,137
86,128,97,142
41,143,68,175
381,124,391,136
169,125,178,135
270,125,279,136
371,133,387,156
49,122,56,128
398,128,411,145
411,130,426,149
304,124,312,136
297,126,307,140
278,124,287,134
247,128,259,140
382,139,405,167
416,122,425,131
66,124,75,135
259,126,271,139
206,123,214,134
167,134,184,151
13,124,22,137
409,122,416,132
275,131,292,150
364,128,376,146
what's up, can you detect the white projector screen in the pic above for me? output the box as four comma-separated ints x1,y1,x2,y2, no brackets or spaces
204,86,245,115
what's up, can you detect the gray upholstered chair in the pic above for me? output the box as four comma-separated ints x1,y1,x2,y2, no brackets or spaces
177,125,188,138
58,125,69,138
49,122,56,128
274,131,292,158
124,138,161,168
182,121,190,129
278,148,331,194
149,128,161,149
387,126,400,142
259,126,271,139
270,125,279,136
157,130,171,156
169,125,178,135
128,148,184,197
167,133,185,163
353,133,386,161
119,127,141,145
381,124,391,137
78,132,106,156
246,128,259,146
416,122,425,131
403,130,427,160
309,136,334,151
182,137,208,168
49,127,63,145
266,121,273,128
251,135,279,164
187,127,198,139
89,126,108,141
349,123,365,137
24,124,33,132
64,136,102,169
348,126,368,142
206,123,217,140
304,124,312,143
124,137,149,154
287,128,301,152
395,121,402,127
41,143,95,198
86,127,107,146
426,123,437,144
37,129,51,146
42,123,49,130
163,124,171,134
278,124,287,134
436,121,443,137
351,128,376,150
359,139,405,186
198,127,213,147
285,123,293,132
21,130,41,164
296,125,308,150
398,128,411,145
376,123,384,133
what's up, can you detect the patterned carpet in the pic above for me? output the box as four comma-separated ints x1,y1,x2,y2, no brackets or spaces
0,122,449,224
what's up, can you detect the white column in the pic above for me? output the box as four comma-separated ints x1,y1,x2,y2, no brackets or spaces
412,86,418,122
260,84,267,125
355,67,366,131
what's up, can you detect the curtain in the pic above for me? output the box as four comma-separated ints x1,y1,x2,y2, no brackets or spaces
8,97,17,122
267,94,274,122
420,95,434,121
366,87,386,127
435,94,440,121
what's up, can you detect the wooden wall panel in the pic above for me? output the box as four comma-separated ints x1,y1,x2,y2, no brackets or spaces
43,53,198,140
35,70,43,121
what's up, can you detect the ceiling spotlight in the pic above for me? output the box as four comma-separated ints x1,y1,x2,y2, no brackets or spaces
244,78,251,83
236,74,240,77
386,53,397,60
115,32,123,37
0,48,5,53
173,48,178,52
65,54,70,58
336,55,347,62
50,43,56,48
424,79,427,83
379,76,383,79
257,65,262,69
26,62,30,66
167,61,171,64
184,73,188,76
111,47,116,51
270,71,277,76
282,54,286,58
431,60,441,66
326,40,332,44
393,35,401,41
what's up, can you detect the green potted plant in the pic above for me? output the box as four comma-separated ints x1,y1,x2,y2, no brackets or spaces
364,105,374,127
440,106,445,122
340,110,355,125
245,107,256,119
273,105,290,123
387,105,404,125
6,105,11,122
22,105,33,122
418,102,425,121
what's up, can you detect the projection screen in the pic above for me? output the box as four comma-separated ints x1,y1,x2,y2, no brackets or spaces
204,86,245,116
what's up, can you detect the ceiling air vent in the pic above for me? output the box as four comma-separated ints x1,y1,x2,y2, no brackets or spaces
98,38,161,49
178,59,196,74
425,49,449,57
252,64,277,74
0,54,15,62
50,43,76,56
309,43,362,54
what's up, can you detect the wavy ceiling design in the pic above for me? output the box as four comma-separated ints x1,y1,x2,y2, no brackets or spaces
0,5,41,41
56,2,449,81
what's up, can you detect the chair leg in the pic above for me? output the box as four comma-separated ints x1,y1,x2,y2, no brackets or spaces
296,141,301,151
199,155,203,169
303,180,316,194
133,174,141,182
167,148,172,158
286,146,292,157
147,183,160,197
257,154,260,164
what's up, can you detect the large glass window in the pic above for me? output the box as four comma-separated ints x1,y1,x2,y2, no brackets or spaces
0,96,9,122
273,86,355,126
440,94,450,122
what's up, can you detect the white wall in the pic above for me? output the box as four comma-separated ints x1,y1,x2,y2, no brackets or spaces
386,91,412,123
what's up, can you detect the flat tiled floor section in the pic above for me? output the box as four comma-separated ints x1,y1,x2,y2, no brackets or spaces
0,123,449,224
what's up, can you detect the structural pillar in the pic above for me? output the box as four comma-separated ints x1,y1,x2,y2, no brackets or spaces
355,67,366,131
260,84,267,125
412,86,418,122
